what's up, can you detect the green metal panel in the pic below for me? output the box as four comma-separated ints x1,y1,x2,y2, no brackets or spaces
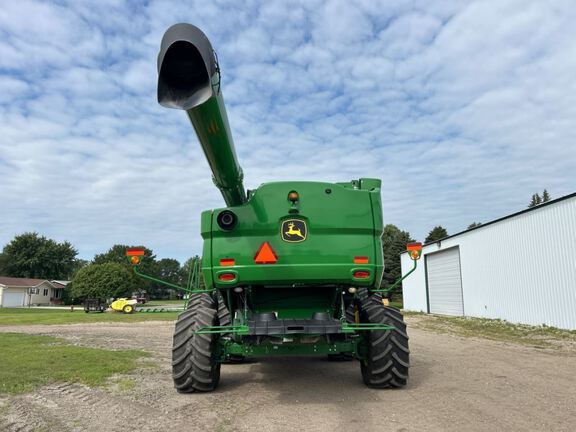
185,93,246,206
150,24,421,357
207,180,383,289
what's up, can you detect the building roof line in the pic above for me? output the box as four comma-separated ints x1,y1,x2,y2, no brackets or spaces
401,191,576,254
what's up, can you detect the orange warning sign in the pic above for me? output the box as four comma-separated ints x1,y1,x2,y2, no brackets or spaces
254,242,278,264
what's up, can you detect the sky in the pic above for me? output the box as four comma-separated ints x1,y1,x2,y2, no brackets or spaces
1,0,575,263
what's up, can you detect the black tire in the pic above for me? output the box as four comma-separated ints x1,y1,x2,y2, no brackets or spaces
217,294,231,327
172,293,221,393
357,289,410,388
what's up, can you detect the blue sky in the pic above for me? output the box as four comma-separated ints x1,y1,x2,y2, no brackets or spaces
1,0,575,263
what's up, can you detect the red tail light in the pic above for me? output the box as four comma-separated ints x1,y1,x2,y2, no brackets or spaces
218,273,236,281
353,270,370,279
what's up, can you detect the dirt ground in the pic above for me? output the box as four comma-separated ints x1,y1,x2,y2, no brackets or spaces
1,316,575,432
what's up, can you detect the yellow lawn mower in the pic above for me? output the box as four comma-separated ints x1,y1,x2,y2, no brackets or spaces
110,298,138,314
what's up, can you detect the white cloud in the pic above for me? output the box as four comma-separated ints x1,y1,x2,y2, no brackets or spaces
0,0,575,263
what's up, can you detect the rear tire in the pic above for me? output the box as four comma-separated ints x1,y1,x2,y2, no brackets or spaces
172,293,221,393
358,289,410,388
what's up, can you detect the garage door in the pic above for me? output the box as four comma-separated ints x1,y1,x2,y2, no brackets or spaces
2,292,25,307
426,247,464,315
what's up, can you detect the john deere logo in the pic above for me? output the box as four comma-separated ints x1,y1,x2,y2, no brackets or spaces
281,219,307,243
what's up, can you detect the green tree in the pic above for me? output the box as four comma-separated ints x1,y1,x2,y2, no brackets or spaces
151,258,182,299
92,244,158,295
542,189,551,202
0,232,78,279
425,226,448,244
70,263,140,301
528,193,542,208
467,222,482,229
93,244,155,268
381,224,415,300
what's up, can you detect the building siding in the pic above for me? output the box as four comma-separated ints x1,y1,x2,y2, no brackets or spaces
401,195,576,330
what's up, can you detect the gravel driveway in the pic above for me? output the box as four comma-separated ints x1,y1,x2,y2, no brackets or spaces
0,317,574,432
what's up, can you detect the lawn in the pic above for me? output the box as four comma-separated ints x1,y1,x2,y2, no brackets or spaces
409,313,576,348
0,333,147,394
0,308,179,326
143,299,185,307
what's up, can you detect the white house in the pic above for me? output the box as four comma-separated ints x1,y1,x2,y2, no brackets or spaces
401,192,576,330
0,277,68,307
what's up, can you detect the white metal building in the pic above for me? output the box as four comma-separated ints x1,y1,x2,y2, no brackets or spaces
401,192,576,330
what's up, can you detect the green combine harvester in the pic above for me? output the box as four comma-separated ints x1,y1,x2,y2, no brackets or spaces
128,23,422,393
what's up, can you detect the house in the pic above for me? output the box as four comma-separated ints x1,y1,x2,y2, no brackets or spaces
0,277,68,307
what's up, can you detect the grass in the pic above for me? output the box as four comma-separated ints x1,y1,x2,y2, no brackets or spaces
0,333,147,394
409,313,576,348
0,308,179,326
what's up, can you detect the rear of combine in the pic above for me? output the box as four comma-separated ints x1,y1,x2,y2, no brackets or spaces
130,23,422,393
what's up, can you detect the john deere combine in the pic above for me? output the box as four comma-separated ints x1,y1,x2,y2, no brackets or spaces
129,23,422,393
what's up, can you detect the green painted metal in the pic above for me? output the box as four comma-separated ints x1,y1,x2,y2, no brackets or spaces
204,179,384,294
341,323,396,333
133,267,192,293
135,24,422,364
132,264,213,295
195,325,249,335
185,93,246,207
157,24,245,207
374,259,418,296
219,338,359,360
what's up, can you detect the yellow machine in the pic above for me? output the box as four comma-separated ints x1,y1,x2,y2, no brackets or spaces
110,298,138,314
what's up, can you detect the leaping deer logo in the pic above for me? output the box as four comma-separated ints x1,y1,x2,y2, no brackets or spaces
285,222,305,239
282,220,307,242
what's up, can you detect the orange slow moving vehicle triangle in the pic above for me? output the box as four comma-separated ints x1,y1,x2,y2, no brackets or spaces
254,242,278,264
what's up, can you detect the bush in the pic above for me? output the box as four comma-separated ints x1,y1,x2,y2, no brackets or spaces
70,263,139,301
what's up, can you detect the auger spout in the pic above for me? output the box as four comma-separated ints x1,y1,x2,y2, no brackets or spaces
157,23,246,206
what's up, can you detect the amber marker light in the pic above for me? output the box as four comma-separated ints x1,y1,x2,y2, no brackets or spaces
126,247,145,265
406,242,423,261
220,258,235,266
354,256,369,264
288,191,299,203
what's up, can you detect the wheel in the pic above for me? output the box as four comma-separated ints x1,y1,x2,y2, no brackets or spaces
172,293,221,393
122,304,134,314
357,288,410,388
